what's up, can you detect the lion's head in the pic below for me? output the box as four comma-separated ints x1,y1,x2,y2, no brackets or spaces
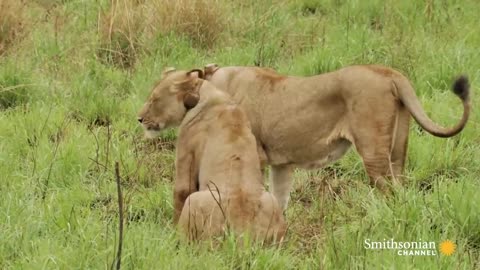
137,67,204,138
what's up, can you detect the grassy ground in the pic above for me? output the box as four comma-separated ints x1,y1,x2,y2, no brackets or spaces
1,0,479,269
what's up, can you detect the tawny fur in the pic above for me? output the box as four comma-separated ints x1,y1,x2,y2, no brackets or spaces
137,70,286,243
202,63,471,209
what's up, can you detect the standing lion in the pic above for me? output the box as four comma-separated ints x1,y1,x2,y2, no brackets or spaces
201,63,470,210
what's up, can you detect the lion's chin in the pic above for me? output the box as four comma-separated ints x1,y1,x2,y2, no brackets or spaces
144,129,161,139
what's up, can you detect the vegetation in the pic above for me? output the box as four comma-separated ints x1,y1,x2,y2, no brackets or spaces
0,0,478,269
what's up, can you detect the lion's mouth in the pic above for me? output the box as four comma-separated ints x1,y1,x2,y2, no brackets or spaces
142,123,164,138
144,129,161,139
141,122,164,131
146,126,161,131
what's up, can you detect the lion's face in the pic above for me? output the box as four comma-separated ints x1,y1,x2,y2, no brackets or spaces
137,68,204,138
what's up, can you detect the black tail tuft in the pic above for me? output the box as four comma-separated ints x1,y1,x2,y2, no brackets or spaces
452,75,470,101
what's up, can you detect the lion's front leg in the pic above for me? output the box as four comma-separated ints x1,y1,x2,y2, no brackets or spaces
270,165,293,211
173,153,198,224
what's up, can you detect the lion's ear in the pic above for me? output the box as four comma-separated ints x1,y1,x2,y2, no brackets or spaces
171,69,202,93
172,78,200,109
162,67,176,78
204,63,219,79
172,77,196,93
183,92,200,110
173,71,202,109
187,69,204,79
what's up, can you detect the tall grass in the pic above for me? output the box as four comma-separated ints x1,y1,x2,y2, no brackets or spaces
98,0,225,68
0,0,479,269
0,0,26,55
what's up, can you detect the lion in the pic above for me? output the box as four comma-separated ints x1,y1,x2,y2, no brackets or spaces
137,68,286,242
200,63,471,210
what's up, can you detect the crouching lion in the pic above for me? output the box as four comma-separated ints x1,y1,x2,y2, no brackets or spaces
202,63,471,210
137,68,286,243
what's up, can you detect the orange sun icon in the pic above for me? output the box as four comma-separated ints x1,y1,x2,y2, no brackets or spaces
439,240,456,256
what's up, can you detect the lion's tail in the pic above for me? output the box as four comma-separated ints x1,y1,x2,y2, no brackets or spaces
393,75,471,138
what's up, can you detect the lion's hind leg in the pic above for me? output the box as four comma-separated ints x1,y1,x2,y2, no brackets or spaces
351,97,399,193
177,191,226,242
361,104,411,190
252,192,287,243
389,106,411,185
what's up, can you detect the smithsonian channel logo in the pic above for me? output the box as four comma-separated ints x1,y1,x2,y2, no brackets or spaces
364,239,456,256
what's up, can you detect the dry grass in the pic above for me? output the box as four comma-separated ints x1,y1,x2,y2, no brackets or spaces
150,0,225,48
0,0,26,55
98,0,145,68
98,0,225,68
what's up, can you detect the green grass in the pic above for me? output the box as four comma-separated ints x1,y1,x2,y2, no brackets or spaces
1,0,479,269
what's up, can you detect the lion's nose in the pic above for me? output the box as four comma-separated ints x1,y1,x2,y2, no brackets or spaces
137,117,143,123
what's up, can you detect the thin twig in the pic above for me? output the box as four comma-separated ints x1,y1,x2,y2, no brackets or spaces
88,157,125,182
207,181,226,222
41,140,60,200
41,117,69,201
105,124,111,173
112,162,124,270
88,127,100,172
32,105,54,177
207,181,230,240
